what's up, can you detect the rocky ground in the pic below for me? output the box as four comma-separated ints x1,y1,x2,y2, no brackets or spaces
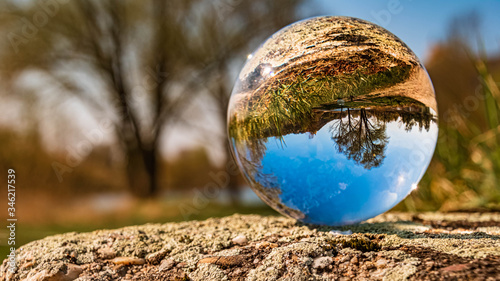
1,212,499,281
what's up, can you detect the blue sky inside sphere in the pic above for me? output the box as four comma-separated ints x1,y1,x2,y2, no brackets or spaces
255,118,438,225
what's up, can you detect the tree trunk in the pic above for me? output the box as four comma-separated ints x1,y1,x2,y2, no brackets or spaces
142,145,159,197
124,142,159,198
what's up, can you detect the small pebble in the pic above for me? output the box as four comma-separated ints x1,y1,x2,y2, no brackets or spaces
159,259,175,271
351,256,359,264
21,261,36,269
232,234,248,245
146,249,168,264
97,247,116,259
111,257,146,266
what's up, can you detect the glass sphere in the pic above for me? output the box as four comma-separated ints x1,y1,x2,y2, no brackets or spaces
228,16,438,226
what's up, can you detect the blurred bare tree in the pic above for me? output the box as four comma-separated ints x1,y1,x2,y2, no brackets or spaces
191,0,306,204
1,0,200,197
0,0,308,199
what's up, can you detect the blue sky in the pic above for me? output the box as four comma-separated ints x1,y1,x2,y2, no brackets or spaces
305,0,500,62
251,118,438,225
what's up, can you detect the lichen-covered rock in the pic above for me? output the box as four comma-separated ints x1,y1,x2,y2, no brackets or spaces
0,212,499,281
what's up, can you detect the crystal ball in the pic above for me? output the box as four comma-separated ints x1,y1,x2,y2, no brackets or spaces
228,16,438,226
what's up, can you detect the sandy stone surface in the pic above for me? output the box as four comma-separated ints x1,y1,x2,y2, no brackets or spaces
1,212,499,280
